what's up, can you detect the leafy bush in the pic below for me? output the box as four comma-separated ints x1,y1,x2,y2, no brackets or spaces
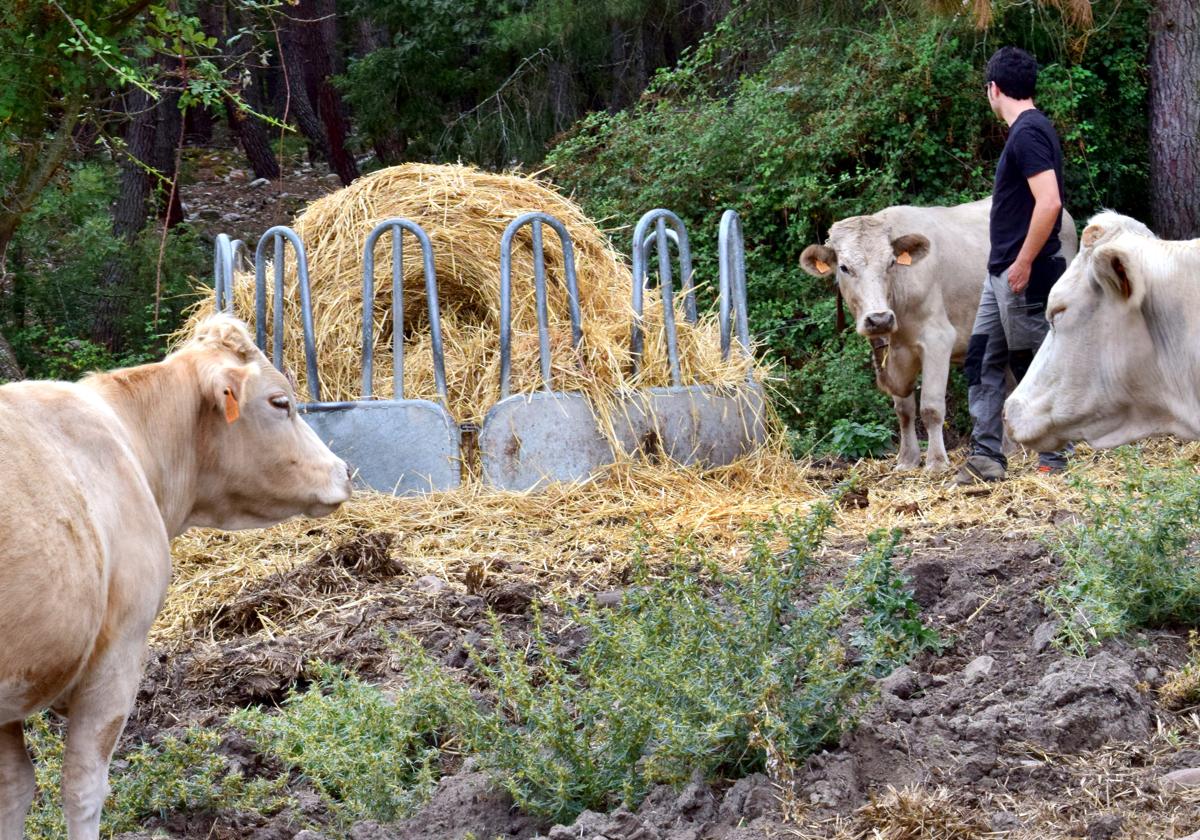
4,161,206,380
232,661,461,825
23,715,288,839
1043,451,1200,653
448,504,937,823
828,418,894,460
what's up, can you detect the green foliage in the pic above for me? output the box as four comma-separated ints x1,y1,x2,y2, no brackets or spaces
447,505,937,823
547,0,1151,437
23,714,288,840
232,660,464,825
4,162,206,380
1043,451,1200,653
828,418,894,460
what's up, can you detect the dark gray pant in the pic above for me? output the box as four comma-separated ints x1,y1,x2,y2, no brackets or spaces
965,268,1069,469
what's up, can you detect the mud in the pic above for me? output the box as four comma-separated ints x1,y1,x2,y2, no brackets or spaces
113,523,1200,838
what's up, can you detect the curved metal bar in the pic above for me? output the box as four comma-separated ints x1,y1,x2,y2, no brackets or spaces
214,235,251,316
630,209,693,385
719,209,754,378
214,234,233,315
497,212,583,399
361,218,447,403
640,228,680,289
254,226,321,401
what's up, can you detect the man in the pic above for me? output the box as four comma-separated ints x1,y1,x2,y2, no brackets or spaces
956,46,1070,485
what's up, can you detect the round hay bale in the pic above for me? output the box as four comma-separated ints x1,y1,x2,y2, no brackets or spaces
186,163,756,424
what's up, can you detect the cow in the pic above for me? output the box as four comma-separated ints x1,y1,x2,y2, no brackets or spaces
1004,211,1199,450
0,315,352,839
800,197,1077,471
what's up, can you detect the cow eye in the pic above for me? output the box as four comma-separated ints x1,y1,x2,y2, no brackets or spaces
1047,306,1066,329
269,394,291,412
839,264,854,276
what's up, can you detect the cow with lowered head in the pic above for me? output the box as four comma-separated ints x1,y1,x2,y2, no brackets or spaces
1005,211,1200,450
801,197,1077,471
0,315,352,839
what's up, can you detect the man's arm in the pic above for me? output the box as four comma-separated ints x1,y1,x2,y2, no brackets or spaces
1008,169,1062,294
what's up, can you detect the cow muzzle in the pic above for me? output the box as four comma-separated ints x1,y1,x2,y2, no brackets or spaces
861,310,896,336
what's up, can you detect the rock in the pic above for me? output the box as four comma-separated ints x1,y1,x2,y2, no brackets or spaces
1032,621,1059,654
989,810,1021,831
594,589,624,608
249,177,271,188
1085,812,1124,839
197,208,221,221
324,172,344,184
1144,666,1160,683
1161,767,1200,792
880,665,919,700
962,655,995,686
294,832,331,840
414,574,449,595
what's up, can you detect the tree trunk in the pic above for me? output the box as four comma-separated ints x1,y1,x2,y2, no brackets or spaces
151,83,185,227
92,85,157,351
226,89,281,179
277,0,358,184
185,105,214,144
1149,0,1200,238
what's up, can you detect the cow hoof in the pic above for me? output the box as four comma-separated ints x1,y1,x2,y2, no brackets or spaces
894,459,921,472
924,459,952,474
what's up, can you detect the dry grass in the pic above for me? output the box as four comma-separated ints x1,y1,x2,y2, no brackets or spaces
182,163,757,428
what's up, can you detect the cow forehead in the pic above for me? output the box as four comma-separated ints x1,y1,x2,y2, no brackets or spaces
828,216,893,265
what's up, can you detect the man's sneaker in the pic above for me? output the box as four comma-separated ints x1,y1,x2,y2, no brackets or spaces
954,454,1006,486
1037,463,1065,475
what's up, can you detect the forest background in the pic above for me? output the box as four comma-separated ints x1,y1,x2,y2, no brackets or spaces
1,0,1191,454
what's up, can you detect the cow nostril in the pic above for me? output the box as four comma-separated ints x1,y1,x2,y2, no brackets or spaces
344,463,352,482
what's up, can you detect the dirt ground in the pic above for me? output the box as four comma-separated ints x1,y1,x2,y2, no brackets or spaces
110,463,1200,840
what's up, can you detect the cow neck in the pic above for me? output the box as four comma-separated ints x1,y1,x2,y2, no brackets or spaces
89,359,200,538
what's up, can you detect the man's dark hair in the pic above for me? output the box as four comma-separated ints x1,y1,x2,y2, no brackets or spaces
986,47,1038,100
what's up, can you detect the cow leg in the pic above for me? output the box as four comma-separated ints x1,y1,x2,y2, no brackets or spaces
61,642,145,840
893,391,921,470
0,721,36,838
918,335,955,472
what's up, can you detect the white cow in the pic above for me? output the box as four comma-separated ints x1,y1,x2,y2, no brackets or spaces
801,197,1078,471
1005,211,1200,450
0,315,352,839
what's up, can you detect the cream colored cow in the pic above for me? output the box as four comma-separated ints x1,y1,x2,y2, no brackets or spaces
0,315,351,839
1005,211,1200,450
801,198,1077,471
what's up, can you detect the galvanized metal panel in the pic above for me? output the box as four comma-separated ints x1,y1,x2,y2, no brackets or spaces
479,392,615,491
301,400,461,495
612,384,768,467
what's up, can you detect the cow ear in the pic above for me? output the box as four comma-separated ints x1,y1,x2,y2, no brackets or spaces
800,244,837,278
1081,223,1107,249
1092,243,1143,306
203,361,254,424
891,234,930,267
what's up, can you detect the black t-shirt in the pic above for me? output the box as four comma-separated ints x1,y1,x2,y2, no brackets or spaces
989,109,1065,283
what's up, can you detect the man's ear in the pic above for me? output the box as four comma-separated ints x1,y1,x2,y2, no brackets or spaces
1091,242,1143,306
800,244,837,278
891,234,930,267
202,360,254,424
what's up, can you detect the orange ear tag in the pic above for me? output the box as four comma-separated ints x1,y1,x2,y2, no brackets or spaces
224,388,240,424
897,252,912,266
815,259,831,274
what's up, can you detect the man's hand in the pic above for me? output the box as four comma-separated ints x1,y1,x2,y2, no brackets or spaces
1008,257,1031,294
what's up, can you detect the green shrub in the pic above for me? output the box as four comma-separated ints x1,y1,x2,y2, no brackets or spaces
4,161,206,381
447,503,938,823
1043,451,1200,653
232,661,466,825
23,715,288,839
828,418,894,460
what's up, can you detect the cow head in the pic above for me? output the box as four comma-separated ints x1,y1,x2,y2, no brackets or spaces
1005,213,1188,450
800,216,930,344
182,315,352,531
